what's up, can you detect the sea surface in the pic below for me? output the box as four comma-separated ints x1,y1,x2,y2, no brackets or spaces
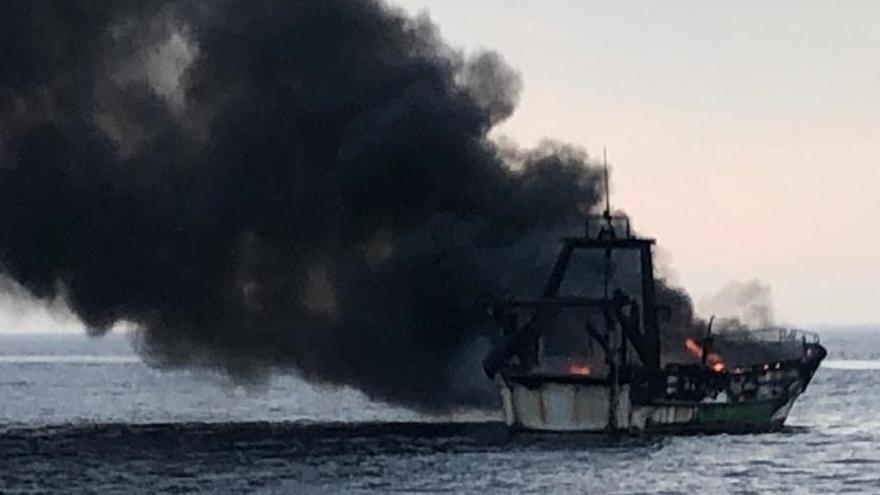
2,329,879,494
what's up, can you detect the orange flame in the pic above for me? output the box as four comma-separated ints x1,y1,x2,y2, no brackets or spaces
684,338,726,372
569,364,592,376
685,338,703,356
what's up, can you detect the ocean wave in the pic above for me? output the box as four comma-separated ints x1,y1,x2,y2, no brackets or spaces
822,360,880,370
0,355,141,364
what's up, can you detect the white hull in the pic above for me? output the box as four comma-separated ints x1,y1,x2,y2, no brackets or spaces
500,380,633,432
497,379,797,433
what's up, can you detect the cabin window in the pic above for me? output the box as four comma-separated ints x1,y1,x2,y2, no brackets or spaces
558,248,643,300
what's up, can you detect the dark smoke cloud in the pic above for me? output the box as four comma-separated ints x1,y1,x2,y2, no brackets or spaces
0,0,699,411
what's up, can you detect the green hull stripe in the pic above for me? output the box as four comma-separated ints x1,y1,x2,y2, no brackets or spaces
697,398,788,424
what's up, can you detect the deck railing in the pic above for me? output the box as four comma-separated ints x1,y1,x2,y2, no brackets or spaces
717,327,820,345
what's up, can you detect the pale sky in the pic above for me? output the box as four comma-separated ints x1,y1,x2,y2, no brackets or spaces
2,1,877,333
393,0,880,326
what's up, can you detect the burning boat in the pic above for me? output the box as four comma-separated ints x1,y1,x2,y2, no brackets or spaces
482,210,826,434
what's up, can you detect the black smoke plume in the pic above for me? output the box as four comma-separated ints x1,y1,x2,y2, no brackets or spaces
0,0,698,411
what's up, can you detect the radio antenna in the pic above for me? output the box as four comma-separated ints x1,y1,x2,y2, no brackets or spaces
603,147,611,220
602,146,612,299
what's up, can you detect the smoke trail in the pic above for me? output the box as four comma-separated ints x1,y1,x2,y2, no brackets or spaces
0,0,701,411
698,279,775,330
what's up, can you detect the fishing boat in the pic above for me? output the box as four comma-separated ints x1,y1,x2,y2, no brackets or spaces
482,204,826,434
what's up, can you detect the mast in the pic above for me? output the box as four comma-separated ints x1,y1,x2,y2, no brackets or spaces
602,147,611,299
603,147,611,220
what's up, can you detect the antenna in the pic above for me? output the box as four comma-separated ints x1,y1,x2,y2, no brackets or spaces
603,146,611,220
602,146,612,299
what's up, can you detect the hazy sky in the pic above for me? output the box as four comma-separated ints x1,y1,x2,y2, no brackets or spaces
392,0,880,326
2,1,877,333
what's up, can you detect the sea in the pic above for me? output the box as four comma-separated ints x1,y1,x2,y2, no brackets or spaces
2,328,879,494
